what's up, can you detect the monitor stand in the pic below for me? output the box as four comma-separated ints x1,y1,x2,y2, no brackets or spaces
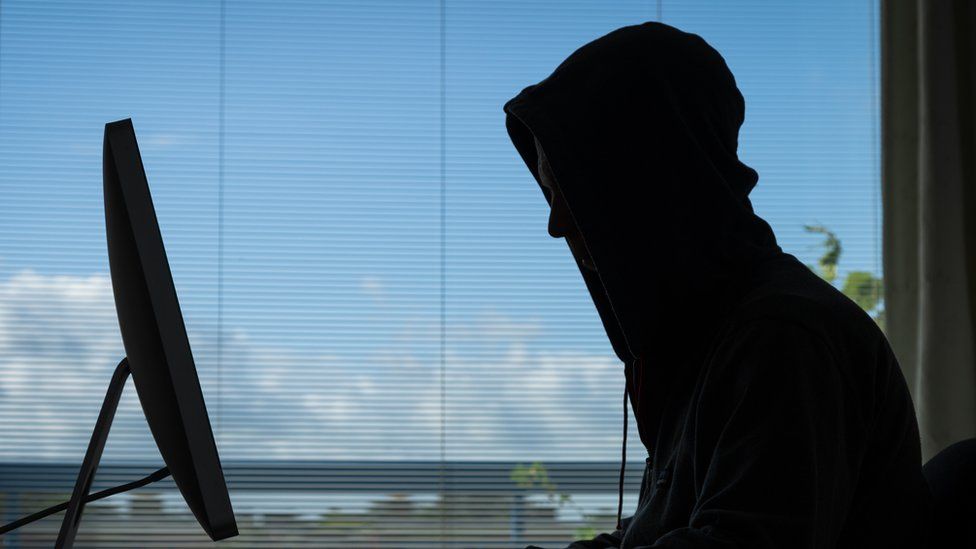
0,357,171,546
55,357,131,549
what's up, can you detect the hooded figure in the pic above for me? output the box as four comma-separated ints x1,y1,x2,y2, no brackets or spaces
504,22,931,548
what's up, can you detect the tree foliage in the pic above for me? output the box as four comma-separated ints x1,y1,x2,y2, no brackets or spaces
511,462,600,538
804,224,885,331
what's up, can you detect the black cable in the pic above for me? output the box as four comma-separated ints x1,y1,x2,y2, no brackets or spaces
0,466,170,536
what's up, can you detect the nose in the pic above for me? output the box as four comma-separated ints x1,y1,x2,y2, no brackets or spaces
548,209,571,239
547,195,574,239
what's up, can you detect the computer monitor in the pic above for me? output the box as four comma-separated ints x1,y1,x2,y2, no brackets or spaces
0,119,238,548
100,118,237,542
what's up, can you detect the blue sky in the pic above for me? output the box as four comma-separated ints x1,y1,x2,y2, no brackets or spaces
0,0,879,463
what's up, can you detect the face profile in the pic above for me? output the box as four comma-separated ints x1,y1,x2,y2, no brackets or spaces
534,137,597,272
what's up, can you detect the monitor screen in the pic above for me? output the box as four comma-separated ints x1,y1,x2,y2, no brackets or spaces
104,118,237,541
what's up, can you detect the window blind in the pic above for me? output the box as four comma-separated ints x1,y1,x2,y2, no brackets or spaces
0,0,880,546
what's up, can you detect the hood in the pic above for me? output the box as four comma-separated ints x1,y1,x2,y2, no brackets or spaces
504,22,783,460
503,22,783,445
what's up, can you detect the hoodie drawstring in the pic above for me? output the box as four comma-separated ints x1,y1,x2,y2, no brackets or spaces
618,357,643,532
616,380,628,531
617,359,644,530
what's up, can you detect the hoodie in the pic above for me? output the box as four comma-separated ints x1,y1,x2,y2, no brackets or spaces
504,22,931,549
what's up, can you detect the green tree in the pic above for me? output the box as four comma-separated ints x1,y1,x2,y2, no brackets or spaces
804,224,885,331
803,224,841,284
511,462,601,539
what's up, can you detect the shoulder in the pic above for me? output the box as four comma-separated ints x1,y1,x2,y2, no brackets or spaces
722,254,888,369
704,258,892,424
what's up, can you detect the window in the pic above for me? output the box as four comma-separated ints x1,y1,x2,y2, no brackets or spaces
0,1,880,546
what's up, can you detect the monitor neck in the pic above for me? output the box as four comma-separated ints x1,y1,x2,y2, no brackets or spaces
55,357,130,549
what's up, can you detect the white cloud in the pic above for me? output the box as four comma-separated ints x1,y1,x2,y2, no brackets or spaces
0,270,637,463
141,133,189,148
358,275,386,303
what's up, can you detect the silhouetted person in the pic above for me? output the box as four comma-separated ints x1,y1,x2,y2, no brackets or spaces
504,22,931,549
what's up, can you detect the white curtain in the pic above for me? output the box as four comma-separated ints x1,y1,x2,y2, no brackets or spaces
882,0,976,461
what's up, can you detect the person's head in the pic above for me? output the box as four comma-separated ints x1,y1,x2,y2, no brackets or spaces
505,22,782,361
534,136,596,271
